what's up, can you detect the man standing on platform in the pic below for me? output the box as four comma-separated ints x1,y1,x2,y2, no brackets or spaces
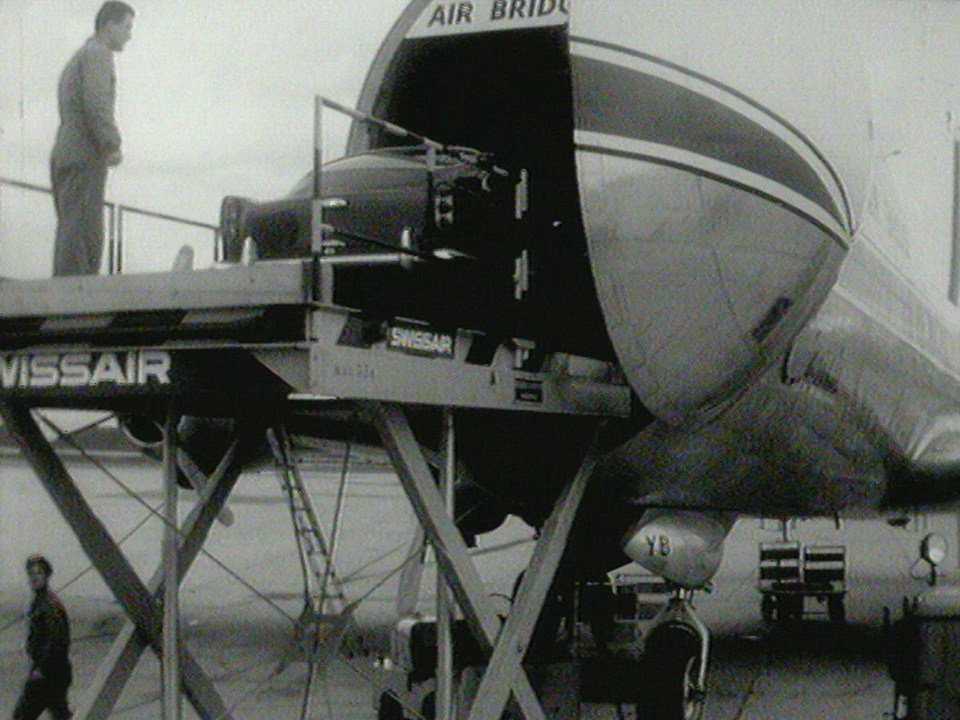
12,555,72,720
50,1,135,276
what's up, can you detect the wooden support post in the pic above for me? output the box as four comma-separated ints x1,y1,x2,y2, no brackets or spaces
0,401,237,720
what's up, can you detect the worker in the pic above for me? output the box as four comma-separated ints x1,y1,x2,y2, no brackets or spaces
50,1,135,276
12,555,73,720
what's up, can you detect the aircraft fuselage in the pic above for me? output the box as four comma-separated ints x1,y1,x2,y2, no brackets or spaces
185,1,960,586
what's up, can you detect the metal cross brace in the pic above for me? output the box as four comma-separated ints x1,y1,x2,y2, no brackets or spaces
79,434,246,719
0,402,242,720
373,402,598,720
466,447,595,720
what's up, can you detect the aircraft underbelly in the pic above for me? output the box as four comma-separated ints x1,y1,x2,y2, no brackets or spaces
599,368,889,518
600,248,960,517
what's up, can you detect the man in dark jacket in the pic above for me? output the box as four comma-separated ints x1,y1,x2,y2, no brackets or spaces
12,555,72,720
50,1,135,276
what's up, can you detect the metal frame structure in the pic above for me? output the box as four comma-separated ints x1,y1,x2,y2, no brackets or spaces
758,540,847,625
0,256,630,719
0,401,245,719
375,402,600,720
0,397,605,720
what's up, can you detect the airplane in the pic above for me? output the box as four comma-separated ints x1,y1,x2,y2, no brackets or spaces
3,1,960,718
200,1,960,715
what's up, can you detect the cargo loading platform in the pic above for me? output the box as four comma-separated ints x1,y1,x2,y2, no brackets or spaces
0,259,630,417
0,258,632,720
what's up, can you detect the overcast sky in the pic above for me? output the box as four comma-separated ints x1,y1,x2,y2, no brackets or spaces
0,0,409,224
1,1,960,285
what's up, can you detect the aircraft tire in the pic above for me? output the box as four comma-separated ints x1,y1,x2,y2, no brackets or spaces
637,622,704,720
828,595,845,624
377,691,405,720
761,594,775,624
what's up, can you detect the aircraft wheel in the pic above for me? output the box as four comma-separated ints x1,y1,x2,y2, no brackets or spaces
828,595,845,624
377,691,405,720
637,622,704,720
761,594,775,624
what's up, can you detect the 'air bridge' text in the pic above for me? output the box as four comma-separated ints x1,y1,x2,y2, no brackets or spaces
412,0,568,37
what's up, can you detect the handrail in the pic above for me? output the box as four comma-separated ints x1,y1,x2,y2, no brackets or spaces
115,203,219,232
113,203,221,273
0,176,221,273
0,178,51,195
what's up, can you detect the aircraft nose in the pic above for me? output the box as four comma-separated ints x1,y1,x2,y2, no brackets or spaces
579,163,849,424
571,44,855,424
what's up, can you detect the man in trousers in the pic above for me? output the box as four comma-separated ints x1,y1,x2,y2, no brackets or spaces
13,555,73,720
50,1,135,276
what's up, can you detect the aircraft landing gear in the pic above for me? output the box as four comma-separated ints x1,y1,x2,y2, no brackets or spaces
637,591,709,720
377,691,405,720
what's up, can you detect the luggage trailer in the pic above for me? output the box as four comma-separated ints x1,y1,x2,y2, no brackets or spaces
758,540,847,625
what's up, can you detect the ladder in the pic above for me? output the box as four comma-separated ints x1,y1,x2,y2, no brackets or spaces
270,426,359,720
268,426,349,622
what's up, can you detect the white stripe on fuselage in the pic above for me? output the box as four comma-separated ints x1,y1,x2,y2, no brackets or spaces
571,39,851,232
574,129,849,246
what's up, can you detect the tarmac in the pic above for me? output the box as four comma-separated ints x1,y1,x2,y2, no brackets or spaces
0,420,950,719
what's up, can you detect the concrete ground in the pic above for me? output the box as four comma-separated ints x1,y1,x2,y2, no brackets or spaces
0,417,949,718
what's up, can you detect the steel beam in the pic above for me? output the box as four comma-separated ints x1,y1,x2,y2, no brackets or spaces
437,408,456,720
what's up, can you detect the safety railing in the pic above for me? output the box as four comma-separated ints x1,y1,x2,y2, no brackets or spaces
0,177,221,275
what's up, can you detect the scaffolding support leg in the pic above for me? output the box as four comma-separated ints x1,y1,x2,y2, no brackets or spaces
77,436,241,719
467,442,595,720
162,411,182,720
373,402,598,720
0,401,239,720
437,407,456,720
